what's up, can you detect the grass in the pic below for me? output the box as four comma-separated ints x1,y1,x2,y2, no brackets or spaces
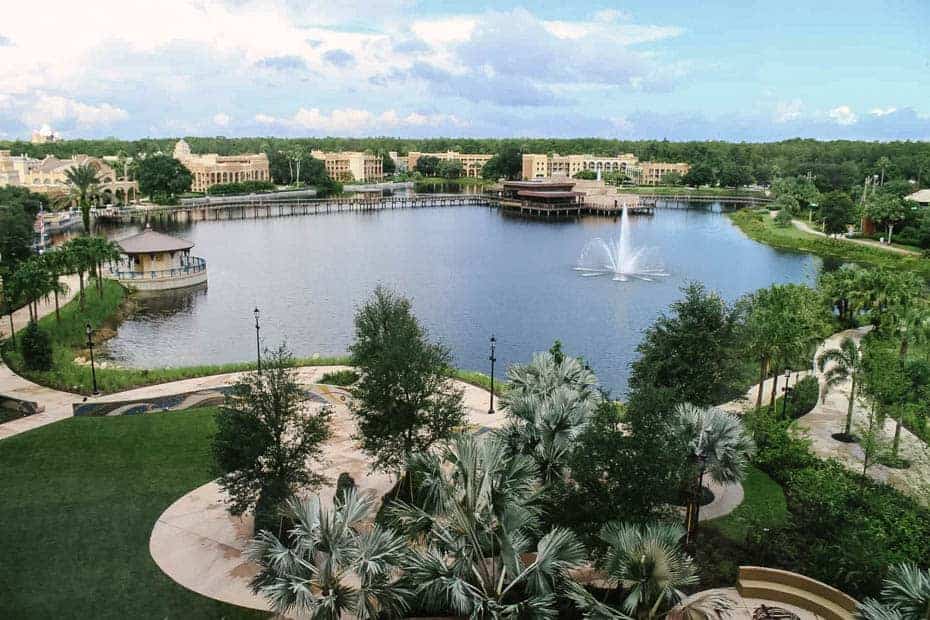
728,208,930,279
452,369,508,397
0,408,266,619
707,465,788,543
1,279,350,394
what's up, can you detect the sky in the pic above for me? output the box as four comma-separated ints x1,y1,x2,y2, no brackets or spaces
0,0,928,142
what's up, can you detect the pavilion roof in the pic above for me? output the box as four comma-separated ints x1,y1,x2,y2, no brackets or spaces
117,228,194,254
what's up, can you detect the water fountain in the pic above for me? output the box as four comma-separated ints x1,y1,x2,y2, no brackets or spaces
574,204,668,281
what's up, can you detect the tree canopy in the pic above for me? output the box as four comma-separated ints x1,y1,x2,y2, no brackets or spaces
136,154,192,202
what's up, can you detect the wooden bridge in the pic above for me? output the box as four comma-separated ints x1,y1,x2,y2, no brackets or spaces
647,193,772,206
95,194,491,223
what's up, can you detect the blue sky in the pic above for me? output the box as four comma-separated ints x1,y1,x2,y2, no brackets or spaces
0,0,928,141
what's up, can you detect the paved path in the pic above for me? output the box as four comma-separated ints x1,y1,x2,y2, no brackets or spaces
149,379,505,615
0,274,81,339
768,209,919,256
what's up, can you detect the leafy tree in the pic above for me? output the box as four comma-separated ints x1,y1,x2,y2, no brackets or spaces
414,155,441,176
435,158,463,179
381,151,396,175
389,434,586,617
136,154,193,203
865,192,908,244
213,344,333,534
859,339,909,459
481,145,523,180
717,162,752,188
628,282,745,407
771,176,821,209
817,336,864,439
682,162,714,187
857,563,930,620
818,264,862,325
64,163,101,233
0,204,37,272
660,171,684,186
350,286,465,476
566,522,705,620
774,207,793,227
246,491,410,619
20,320,52,371
820,190,856,234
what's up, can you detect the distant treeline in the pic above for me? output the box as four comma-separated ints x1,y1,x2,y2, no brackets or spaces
3,136,928,192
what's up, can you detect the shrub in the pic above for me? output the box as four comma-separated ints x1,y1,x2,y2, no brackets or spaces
20,321,52,371
319,369,359,386
787,375,819,419
206,180,276,196
334,472,356,506
774,208,793,227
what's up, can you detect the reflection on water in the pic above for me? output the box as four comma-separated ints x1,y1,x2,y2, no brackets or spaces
104,204,822,395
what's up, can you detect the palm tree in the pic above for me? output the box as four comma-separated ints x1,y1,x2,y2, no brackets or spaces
39,249,71,322
817,336,863,440
507,350,601,403
10,257,55,323
675,403,755,485
63,237,96,310
1,270,22,347
87,236,121,296
389,434,587,617
857,563,930,620
877,156,892,187
64,163,102,233
566,522,725,620
246,489,410,619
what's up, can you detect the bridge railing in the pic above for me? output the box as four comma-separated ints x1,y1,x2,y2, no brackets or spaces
110,256,207,280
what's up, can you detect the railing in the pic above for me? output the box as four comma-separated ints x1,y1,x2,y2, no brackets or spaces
110,256,207,280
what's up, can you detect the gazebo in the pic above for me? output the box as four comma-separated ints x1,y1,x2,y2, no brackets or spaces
112,226,208,292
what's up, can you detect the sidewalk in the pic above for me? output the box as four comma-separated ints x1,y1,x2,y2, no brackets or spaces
0,274,81,339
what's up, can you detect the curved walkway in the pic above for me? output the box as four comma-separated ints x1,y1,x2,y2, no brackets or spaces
767,209,919,256
149,379,507,614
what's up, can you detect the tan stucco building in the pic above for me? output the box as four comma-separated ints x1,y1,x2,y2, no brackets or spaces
522,153,689,185
310,150,383,182
408,151,494,178
0,150,138,203
173,140,270,193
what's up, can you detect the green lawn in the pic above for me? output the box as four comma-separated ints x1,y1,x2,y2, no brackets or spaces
707,466,788,543
728,209,930,279
0,408,265,619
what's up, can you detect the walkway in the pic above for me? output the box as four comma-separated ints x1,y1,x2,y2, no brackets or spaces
149,379,507,615
0,274,80,339
768,209,919,256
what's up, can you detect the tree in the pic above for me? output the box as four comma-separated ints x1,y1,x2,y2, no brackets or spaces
435,158,463,179
86,236,121,297
566,522,701,620
865,192,907,244
675,403,755,485
859,339,909,460
389,434,586,617
717,163,752,188
682,162,714,187
660,171,684,186
62,236,97,310
136,154,193,203
857,563,930,620
350,286,465,476
64,163,101,233
213,344,333,534
818,264,862,326
877,156,892,187
771,176,821,209
817,336,863,440
773,193,800,217
246,490,410,619
499,351,601,484
10,256,54,322
381,151,396,175
0,204,37,272
820,190,856,234
628,283,745,408
414,155,440,176
774,207,793,227
38,249,70,322
481,145,523,180
20,320,52,371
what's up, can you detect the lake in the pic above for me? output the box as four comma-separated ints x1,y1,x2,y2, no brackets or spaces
103,203,822,396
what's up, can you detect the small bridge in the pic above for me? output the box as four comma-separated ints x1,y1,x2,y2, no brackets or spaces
96,194,491,223
648,193,772,206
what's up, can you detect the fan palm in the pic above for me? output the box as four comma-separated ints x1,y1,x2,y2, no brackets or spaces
857,563,930,620
817,336,863,439
566,522,711,620
64,163,102,233
507,351,601,403
675,403,755,486
389,434,587,618
246,489,411,619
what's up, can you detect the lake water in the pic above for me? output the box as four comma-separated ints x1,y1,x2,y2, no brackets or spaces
103,203,822,396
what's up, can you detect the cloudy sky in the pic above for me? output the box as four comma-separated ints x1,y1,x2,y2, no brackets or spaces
1,0,928,141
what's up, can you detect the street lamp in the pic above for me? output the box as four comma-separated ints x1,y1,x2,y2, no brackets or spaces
685,430,708,549
85,323,99,396
488,334,497,414
253,307,261,372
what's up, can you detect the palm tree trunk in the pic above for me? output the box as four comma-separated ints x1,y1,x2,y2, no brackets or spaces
54,288,60,322
78,272,85,310
7,312,15,347
769,362,780,410
755,356,768,413
845,375,856,436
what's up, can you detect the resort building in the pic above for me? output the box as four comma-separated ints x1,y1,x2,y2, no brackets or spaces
497,180,586,217
112,226,207,292
521,153,690,186
905,189,930,207
388,151,407,173
310,150,383,182
30,125,62,144
407,151,494,178
0,150,139,203
173,140,270,193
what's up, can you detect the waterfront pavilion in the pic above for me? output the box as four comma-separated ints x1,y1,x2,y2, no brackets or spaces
113,227,208,292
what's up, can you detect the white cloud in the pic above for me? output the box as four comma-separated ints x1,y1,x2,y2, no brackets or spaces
870,106,897,117
828,105,857,125
21,94,128,127
774,99,802,123
213,112,231,126
256,107,466,135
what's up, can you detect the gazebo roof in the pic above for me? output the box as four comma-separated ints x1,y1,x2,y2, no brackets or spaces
117,228,194,254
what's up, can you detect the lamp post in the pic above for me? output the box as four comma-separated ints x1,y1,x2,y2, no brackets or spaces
685,430,708,549
488,334,497,414
85,323,99,396
253,307,261,372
